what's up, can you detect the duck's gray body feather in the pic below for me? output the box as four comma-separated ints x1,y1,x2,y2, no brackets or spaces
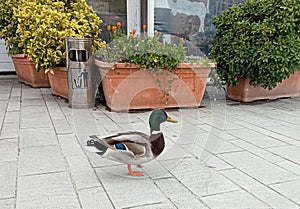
87,131,164,165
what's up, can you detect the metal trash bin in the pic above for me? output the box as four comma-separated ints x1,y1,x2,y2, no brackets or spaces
66,37,95,108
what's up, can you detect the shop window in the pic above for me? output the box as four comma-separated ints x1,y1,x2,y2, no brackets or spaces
87,0,127,43
154,0,247,56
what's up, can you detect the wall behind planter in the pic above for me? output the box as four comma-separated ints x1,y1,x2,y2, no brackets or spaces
0,39,15,73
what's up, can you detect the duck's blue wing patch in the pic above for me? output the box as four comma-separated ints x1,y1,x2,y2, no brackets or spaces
115,142,126,150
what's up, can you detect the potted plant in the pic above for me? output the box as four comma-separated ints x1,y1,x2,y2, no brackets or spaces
14,0,105,98
0,0,50,87
95,26,214,111
209,0,300,102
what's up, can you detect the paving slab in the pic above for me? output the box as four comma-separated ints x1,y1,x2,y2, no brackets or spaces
191,148,234,171
16,172,81,209
267,145,300,164
155,177,209,209
0,198,15,209
66,155,101,190
163,158,240,197
275,160,300,176
77,187,114,209
0,161,17,199
1,122,19,134
229,139,286,163
220,169,300,209
228,128,288,148
218,151,299,185
270,179,300,205
19,127,58,148
95,168,167,209
44,101,66,120
128,201,177,209
201,190,269,209
1,75,300,209
237,122,300,147
20,105,49,118
20,117,53,129
0,93,10,101
21,98,45,106
57,134,84,156
52,119,73,134
263,125,300,141
10,84,21,98
6,98,20,112
21,87,43,99
18,145,67,176
3,111,20,123
0,138,18,162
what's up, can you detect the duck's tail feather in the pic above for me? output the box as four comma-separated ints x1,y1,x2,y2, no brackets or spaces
87,136,108,156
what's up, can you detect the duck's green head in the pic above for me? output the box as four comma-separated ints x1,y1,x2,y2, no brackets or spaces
149,109,177,133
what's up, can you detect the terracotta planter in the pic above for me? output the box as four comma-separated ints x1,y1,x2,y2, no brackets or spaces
11,54,50,87
227,70,300,102
96,60,212,111
48,66,68,99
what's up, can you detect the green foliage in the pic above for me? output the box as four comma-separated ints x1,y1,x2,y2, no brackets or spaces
95,33,187,71
14,0,105,72
209,0,300,89
0,0,21,53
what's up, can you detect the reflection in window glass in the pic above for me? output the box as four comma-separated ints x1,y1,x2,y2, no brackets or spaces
86,0,127,43
154,0,247,56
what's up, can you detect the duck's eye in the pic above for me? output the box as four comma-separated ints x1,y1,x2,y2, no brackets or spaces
115,142,126,150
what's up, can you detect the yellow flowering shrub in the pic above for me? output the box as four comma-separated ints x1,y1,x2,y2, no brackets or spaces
0,0,21,53
14,0,105,72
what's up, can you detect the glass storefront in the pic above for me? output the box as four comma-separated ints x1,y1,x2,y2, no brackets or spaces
88,0,247,55
86,0,127,43
154,0,247,55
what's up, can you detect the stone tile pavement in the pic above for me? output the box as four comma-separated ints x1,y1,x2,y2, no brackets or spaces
0,74,300,209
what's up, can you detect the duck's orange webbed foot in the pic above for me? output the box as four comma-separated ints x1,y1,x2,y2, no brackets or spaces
127,164,143,176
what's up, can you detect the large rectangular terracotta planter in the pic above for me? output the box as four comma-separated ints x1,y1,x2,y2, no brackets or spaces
48,66,68,99
11,54,50,88
227,70,300,102
95,60,212,111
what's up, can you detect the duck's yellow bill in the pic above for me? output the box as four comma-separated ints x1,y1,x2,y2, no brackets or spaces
167,116,177,123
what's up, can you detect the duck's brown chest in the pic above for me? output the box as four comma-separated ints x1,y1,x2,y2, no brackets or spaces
150,133,165,157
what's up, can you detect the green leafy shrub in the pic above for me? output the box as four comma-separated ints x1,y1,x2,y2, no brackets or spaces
0,0,22,53
14,0,105,72
209,0,300,89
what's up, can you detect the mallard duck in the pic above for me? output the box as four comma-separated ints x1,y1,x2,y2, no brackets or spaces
86,109,177,176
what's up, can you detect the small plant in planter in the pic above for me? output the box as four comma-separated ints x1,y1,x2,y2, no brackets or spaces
96,30,187,70
209,0,300,90
94,27,213,111
14,0,105,73
95,28,212,72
